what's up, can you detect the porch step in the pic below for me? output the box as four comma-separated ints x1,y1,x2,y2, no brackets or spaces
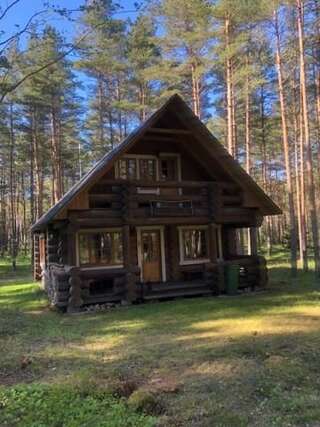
85,294,123,304
143,287,213,300
149,281,207,292
142,281,213,300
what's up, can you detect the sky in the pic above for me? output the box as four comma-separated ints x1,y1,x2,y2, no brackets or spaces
1,0,142,105
2,0,140,42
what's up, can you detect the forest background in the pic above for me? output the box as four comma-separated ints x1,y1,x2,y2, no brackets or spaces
0,0,319,277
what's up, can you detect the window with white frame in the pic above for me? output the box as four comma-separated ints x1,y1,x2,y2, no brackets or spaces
179,226,210,264
78,229,123,267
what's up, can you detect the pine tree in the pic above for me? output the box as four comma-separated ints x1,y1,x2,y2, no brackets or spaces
151,0,213,118
76,0,128,158
127,15,160,122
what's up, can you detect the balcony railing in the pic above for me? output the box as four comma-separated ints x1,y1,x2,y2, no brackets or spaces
67,179,258,225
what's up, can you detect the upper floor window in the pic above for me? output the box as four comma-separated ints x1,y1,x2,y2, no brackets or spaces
118,158,137,180
116,154,180,183
78,229,123,268
139,158,157,181
160,157,178,181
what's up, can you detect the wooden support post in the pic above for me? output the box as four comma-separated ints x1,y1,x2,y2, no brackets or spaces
122,224,130,268
227,228,237,256
249,227,258,256
122,225,137,302
208,223,218,263
169,225,180,281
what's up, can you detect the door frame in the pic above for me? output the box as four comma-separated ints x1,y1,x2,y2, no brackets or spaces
136,225,166,282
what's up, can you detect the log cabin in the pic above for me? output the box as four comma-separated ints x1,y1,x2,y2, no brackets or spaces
31,94,281,312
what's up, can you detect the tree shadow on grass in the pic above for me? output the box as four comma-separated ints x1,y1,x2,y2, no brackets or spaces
1,271,320,425
3,314,319,426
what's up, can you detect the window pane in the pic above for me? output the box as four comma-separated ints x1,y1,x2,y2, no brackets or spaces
118,159,137,180
182,229,208,261
127,159,137,179
79,231,123,266
139,159,156,181
119,159,127,179
160,158,177,181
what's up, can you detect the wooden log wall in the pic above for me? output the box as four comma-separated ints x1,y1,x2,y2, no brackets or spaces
33,233,41,281
46,264,71,308
68,267,83,312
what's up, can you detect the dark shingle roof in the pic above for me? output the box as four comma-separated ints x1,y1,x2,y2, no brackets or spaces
32,94,281,232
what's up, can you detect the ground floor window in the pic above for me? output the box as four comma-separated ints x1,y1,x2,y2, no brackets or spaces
178,226,209,265
78,229,123,267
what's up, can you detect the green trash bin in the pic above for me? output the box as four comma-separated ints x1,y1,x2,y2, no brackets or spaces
225,264,239,295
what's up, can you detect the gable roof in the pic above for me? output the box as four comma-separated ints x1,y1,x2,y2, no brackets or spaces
32,94,281,232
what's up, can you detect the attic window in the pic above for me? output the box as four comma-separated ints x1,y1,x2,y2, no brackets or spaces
116,155,159,181
118,158,137,180
160,157,178,181
139,159,157,181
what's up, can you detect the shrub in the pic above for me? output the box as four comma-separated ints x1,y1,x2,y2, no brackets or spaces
127,389,161,415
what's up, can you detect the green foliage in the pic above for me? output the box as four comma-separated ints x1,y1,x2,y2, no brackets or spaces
0,384,155,427
127,389,160,415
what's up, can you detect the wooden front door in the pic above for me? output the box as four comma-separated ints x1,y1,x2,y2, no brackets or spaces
141,229,162,282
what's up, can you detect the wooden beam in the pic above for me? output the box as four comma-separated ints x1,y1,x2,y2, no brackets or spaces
249,227,258,255
122,225,131,268
141,135,176,142
128,216,209,226
208,223,218,263
148,127,191,135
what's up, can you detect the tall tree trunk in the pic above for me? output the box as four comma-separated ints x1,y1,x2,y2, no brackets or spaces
245,55,252,252
9,103,17,270
298,82,309,270
260,85,272,255
98,76,105,151
116,76,123,140
245,55,251,175
296,0,320,276
139,83,146,122
274,9,298,276
225,15,234,156
30,126,35,271
32,107,43,219
191,61,201,118
50,96,62,203
231,78,237,158
293,86,306,269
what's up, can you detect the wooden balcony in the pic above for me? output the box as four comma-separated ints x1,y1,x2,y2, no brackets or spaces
67,179,259,226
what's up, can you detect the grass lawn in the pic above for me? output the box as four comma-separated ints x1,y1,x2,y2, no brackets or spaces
1,249,320,426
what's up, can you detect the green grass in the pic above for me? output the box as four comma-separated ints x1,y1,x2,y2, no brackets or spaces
1,249,320,426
